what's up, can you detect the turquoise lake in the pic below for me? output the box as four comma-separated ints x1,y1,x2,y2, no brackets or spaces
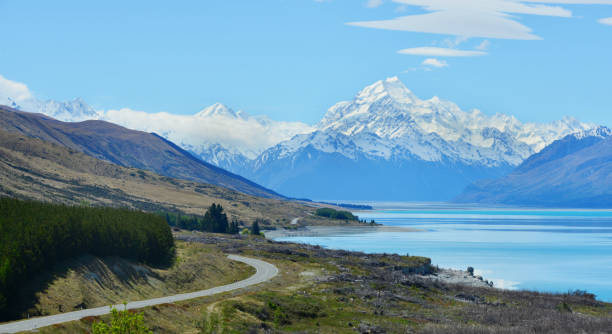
273,204,612,302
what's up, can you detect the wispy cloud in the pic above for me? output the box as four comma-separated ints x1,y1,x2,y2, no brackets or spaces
599,17,612,25
422,58,449,68
475,40,491,51
366,0,384,8
399,46,487,57
348,0,612,40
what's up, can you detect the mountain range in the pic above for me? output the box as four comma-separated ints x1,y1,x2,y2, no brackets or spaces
456,127,612,208
1,77,596,200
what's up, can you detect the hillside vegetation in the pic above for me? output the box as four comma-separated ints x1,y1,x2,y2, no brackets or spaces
0,198,174,320
315,208,358,220
0,129,340,227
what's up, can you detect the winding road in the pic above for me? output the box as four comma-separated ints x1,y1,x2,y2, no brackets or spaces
0,255,278,334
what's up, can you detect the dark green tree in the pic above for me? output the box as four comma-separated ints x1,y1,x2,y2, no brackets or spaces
202,203,229,233
229,219,240,234
251,220,261,235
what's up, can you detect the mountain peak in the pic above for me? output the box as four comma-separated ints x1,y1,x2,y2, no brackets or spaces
196,103,242,118
356,76,418,105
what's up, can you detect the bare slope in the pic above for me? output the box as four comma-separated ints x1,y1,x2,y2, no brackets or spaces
0,105,281,199
0,128,317,224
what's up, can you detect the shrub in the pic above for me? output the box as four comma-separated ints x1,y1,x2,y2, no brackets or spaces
92,305,152,334
315,208,358,220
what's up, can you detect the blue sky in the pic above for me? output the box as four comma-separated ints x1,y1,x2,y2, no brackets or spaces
0,0,611,125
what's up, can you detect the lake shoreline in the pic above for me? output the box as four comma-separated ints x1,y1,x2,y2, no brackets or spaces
264,225,422,239
267,205,612,302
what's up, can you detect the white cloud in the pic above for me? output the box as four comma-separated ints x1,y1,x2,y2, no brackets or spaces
399,46,487,57
599,17,612,25
422,58,449,67
366,0,384,7
0,74,32,103
348,0,612,40
99,107,314,159
441,36,470,48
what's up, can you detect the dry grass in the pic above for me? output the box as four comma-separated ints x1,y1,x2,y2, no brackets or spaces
13,241,254,320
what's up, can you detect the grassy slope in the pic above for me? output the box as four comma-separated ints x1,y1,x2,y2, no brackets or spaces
0,129,354,227
34,234,612,334
13,241,254,321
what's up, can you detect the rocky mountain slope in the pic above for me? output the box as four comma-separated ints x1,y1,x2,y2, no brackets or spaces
245,77,593,200
456,127,612,207
0,105,281,199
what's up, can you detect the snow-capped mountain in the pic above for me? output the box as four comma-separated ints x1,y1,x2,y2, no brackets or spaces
6,97,100,122
246,77,595,200
99,103,313,170
289,77,592,167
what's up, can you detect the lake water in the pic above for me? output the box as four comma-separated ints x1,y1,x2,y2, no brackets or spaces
273,204,612,302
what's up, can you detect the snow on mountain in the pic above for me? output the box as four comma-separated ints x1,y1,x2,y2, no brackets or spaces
267,76,595,168
456,126,612,207
98,104,314,170
570,125,612,140
243,77,599,200
4,96,100,122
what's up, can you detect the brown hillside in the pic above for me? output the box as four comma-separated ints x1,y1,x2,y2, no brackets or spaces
0,105,280,199
0,128,318,225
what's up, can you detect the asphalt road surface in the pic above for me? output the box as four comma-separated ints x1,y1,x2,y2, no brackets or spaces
0,254,278,333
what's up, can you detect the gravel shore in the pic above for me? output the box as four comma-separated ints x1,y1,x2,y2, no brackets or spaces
264,225,422,239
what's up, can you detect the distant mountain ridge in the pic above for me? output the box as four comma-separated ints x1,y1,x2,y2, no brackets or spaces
0,105,282,199
456,127,612,207
1,77,598,200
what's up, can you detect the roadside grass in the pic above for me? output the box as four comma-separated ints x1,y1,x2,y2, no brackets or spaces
14,241,254,320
